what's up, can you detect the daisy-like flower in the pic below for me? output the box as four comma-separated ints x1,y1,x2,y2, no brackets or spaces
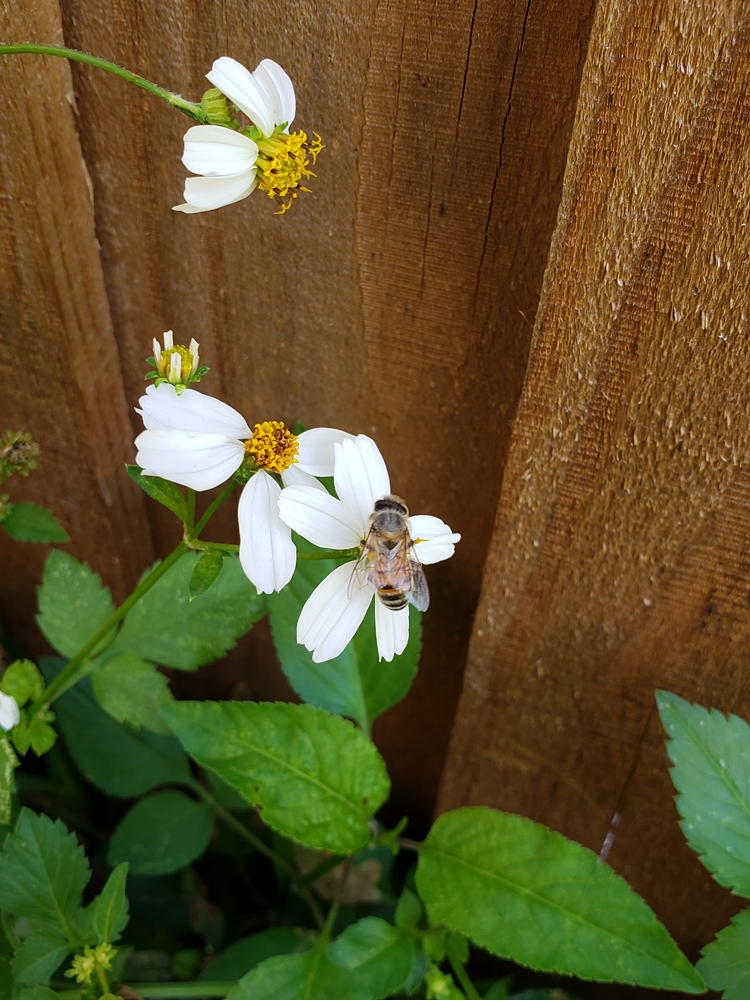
277,435,460,663
146,331,207,394
0,691,20,732
134,382,352,593
173,56,323,215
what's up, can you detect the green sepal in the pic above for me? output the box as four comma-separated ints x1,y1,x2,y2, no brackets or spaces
1,659,44,707
125,465,188,523
201,88,235,126
11,721,31,757
189,549,224,600
28,720,56,756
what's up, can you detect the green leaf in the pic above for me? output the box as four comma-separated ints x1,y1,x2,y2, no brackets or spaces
697,906,750,999
107,790,214,875
227,949,371,1000
28,720,56,756
126,465,188,523
163,701,390,853
92,654,173,734
12,932,71,985
36,551,114,657
198,927,312,981
658,689,750,896
329,917,418,999
269,559,421,729
109,553,267,670
94,862,129,944
0,733,18,825
189,549,225,599
395,887,422,931
482,980,511,1000
414,807,704,992
18,987,62,1000
44,662,192,797
0,808,89,937
1,502,69,543
1,660,44,707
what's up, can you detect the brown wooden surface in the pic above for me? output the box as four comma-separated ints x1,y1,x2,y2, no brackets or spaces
438,0,750,967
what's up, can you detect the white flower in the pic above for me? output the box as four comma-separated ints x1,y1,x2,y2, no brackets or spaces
134,383,352,593
277,435,460,663
174,57,321,215
0,692,20,731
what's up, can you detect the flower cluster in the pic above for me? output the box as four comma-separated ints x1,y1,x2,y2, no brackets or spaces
174,57,323,215
134,341,459,662
145,331,208,394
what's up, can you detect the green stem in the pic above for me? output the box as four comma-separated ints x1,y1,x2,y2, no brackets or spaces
194,541,239,553
0,44,206,121
118,985,235,999
297,548,360,561
28,541,189,712
447,940,482,1000
194,784,325,930
398,836,424,853
193,481,238,536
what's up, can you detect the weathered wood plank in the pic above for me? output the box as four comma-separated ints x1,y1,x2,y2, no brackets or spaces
439,0,750,954
0,0,153,652
53,0,594,814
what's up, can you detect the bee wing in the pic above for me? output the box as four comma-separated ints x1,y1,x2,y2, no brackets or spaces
348,531,376,599
407,548,430,612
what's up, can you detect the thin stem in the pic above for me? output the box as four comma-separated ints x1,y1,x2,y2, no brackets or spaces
118,985,235,999
447,940,482,1000
193,541,239,553
297,548,360,561
192,481,238,536
193,784,325,930
319,856,352,945
29,542,189,712
398,836,424,853
0,44,206,121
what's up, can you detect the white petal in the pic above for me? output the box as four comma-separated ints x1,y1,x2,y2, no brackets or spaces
182,125,259,176
296,428,354,477
137,384,253,439
334,435,391,529
0,692,20,731
238,471,296,593
412,517,462,566
374,602,410,661
253,59,296,130
280,465,328,491
277,486,363,549
135,429,244,490
297,561,373,662
173,170,257,213
207,56,276,137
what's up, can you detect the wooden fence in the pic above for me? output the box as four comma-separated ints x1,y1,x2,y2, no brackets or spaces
2,0,749,992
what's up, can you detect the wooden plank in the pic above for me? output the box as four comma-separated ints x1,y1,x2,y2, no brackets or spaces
439,0,750,954
0,0,153,653
54,0,595,814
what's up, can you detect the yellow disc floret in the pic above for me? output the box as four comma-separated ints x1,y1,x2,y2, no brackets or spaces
255,129,324,214
157,345,199,383
245,421,299,474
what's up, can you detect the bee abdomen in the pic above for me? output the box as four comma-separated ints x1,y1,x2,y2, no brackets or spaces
377,587,409,611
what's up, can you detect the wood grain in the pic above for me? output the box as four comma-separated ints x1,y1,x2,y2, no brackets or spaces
0,0,153,652
439,0,750,956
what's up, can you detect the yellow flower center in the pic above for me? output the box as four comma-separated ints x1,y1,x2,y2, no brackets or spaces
255,130,324,214
157,345,197,383
244,421,299,474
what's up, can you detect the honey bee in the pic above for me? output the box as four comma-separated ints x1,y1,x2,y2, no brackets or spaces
349,494,430,612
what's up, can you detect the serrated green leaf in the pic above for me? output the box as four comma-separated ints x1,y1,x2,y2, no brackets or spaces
12,932,71,985
415,807,704,992
108,553,267,670
696,905,750,999
0,733,18,825
92,654,173,734
1,502,69,543
0,809,89,938
107,790,213,875
126,465,188,522
28,720,56,757
658,689,750,896
189,549,225,599
198,927,312,981
1,660,43,708
329,917,418,999
163,701,390,853
269,559,420,730
43,661,191,797
227,949,371,1000
94,862,129,944
36,551,114,657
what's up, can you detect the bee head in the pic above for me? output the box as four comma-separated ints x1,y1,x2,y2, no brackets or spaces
373,494,409,517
